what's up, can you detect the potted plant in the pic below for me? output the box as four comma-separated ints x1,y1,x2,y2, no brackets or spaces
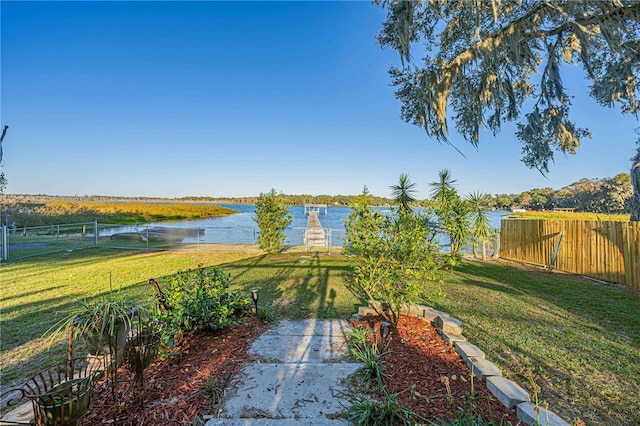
126,317,165,373
47,296,140,368
23,358,102,426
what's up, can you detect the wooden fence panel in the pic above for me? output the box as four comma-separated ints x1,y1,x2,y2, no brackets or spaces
500,219,640,289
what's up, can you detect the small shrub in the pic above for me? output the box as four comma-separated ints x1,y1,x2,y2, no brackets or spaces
344,390,422,426
254,189,292,253
343,189,450,326
156,266,249,354
346,325,371,352
256,306,277,322
347,325,386,390
196,371,225,405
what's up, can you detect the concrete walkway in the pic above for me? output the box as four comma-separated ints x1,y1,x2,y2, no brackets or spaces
205,319,363,425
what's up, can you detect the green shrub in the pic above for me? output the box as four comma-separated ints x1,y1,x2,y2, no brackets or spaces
343,189,450,326
254,189,293,253
156,266,249,350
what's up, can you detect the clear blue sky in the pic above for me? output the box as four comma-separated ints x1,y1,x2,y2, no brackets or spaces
1,1,638,200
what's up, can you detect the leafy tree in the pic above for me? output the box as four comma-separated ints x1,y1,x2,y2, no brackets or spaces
376,1,640,216
598,173,633,213
343,188,447,327
254,189,293,253
529,187,556,211
493,193,515,210
343,186,385,257
467,191,494,260
389,172,418,213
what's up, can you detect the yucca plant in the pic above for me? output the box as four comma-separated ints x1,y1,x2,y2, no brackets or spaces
46,295,140,362
344,388,423,426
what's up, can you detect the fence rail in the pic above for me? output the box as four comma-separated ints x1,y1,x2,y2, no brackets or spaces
0,222,347,261
500,219,640,289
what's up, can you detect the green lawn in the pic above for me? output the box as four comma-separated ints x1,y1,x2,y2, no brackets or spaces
435,260,640,425
1,248,638,425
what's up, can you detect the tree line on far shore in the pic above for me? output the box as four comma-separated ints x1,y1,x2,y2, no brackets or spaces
3,171,634,216
187,172,635,214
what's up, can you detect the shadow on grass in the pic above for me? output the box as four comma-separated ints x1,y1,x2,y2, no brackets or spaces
452,261,640,341
438,260,640,426
219,252,356,320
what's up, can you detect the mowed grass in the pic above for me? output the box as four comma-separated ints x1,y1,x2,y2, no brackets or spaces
2,249,639,425
0,248,264,388
435,260,640,426
0,249,359,391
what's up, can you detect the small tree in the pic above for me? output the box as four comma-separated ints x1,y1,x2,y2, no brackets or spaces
467,191,494,260
344,188,447,327
430,169,470,254
254,188,293,253
389,173,417,214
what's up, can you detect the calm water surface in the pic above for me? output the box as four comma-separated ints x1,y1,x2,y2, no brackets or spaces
144,205,509,247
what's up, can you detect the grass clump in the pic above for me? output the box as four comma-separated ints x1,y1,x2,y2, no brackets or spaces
347,325,386,391
344,390,422,426
344,325,422,425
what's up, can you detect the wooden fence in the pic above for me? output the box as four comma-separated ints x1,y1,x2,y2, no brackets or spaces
500,219,640,289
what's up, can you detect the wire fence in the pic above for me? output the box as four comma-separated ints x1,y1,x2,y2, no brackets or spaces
0,222,500,262
0,222,347,261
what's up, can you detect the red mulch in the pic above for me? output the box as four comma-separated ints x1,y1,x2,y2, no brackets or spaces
78,314,518,425
81,316,269,426
352,315,520,424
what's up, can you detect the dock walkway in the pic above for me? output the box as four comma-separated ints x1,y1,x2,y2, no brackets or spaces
304,211,327,249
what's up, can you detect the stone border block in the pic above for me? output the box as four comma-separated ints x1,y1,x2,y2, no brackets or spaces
432,315,463,335
453,341,485,367
422,307,449,322
470,358,502,381
400,304,422,316
516,402,570,426
486,376,530,409
357,306,378,317
350,304,569,425
439,330,466,346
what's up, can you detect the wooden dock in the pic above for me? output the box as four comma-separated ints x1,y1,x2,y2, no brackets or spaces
304,204,328,215
304,211,327,249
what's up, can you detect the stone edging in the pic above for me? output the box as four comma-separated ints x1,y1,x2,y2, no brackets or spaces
351,304,570,426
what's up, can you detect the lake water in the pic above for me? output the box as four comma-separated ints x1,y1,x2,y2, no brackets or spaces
117,205,510,247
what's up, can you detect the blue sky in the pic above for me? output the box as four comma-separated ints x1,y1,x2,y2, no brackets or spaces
1,1,638,200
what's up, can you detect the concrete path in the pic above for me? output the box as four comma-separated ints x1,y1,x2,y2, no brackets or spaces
205,319,363,425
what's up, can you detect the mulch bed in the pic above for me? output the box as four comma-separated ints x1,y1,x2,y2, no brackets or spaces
78,314,518,425
352,315,520,424
81,316,269,426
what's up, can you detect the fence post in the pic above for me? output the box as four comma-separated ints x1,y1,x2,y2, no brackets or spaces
94,221,98,247
328,228,332,253
56,225,60,250
548,231,564,271
1,225,7,261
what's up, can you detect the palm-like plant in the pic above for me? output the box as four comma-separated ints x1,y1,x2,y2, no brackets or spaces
445,196,471,254
467,191,494,260
390,173,417,214
429,169,457,209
